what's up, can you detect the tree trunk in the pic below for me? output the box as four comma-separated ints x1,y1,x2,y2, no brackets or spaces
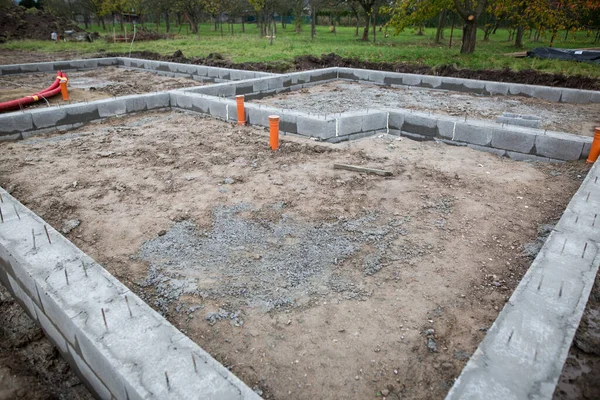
355,15,359,36
83,14,89,29
550,30,558,47
460,19,477,54
165,12,170,33
242,19,245,33
448,14,455,48
515,25,524,48
119,13,124,32
100,16,106,31
372,11,376,42
435,9,446,44
361,13,370,41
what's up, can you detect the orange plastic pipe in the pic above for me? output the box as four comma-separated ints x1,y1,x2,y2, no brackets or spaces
269,115,280,151
236,95,245,126
587,127,600,164
59,77,69,101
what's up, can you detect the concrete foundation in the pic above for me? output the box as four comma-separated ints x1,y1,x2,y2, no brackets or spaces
0,58,599,400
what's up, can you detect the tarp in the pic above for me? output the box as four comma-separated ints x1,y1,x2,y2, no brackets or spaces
528,47,600,64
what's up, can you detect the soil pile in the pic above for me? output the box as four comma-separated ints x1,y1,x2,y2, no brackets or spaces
102,50,600,90
0,4,80,42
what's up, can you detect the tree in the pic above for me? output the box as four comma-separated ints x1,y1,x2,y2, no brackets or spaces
386,0,453,44
453,0,488,53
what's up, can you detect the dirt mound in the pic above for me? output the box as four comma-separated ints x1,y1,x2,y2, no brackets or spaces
0,5,80,42
102,50,599,90
295,53,600,91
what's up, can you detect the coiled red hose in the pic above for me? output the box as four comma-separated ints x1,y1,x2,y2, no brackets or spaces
0,71,66,113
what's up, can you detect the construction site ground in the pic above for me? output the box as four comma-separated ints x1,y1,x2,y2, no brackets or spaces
254,81,600,137
0,66,202,110
0,109,594,399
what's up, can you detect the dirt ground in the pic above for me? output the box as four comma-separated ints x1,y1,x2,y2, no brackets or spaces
0,110,592,399
0,66,203,110
254,81,600,137
0,285,92,400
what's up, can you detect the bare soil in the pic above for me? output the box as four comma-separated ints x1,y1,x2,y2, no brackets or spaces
0,285,92,400
0,110,589,399
254,81,600,137
0,66,203,111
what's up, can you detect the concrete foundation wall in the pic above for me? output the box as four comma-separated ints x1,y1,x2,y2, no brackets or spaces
338,67,600,104
0,189,261,400
445,161,600,400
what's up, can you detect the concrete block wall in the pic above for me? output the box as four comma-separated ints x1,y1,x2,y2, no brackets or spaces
0,93,171,140
0,188,261,400
445,161,600,400
0,58,118,75
385,108,592,162
337,67,600,105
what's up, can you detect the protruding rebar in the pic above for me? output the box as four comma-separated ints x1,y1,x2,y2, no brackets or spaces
44,225,51,244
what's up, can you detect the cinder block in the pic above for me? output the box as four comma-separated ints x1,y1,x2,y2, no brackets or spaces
190,96,210,114
439,77,485,94
30,108,67,129
292,72,311,85
0,112,34,134
362,112,386,132
207,67,220,78
208,100,229,121
401,74,422,86
267,76,285,90
67,344,113,400
145,93,170,110
533,86,562,102
468,144,507,157
508,83,534,98
119,58,131,67
401,113,437,137
246,105,272,127
311,69,337,82
388,111,404,131
401,131,434,142
125,96,147,113
383,72,403,86
535,134,585,161
560,89,593,104
69,60,87,70
327,130,375,143
253,79,269,93
420,76,442,89
218,69,231,80
297,116,336,140
338,69,358,81
172,93,192,110
591,91,600,104
280,111,299,134
368,71,386,84
0,132,22,141
6,274,37,321
20,63,41,73
485,82,509,96
337,113,363,136
582,141,592,160
0,65,21,75
437,119,456,140
98,58,116,66
491,128,536,153
453,123,492,146
98,99,127,118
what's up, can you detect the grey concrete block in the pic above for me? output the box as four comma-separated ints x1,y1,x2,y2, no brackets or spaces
582,141,592,160
327,130,376,143
401,74,422,86
387,112,404,131
6,274,37,322
368,71,386,84
401,113,437,137
382,72,403,86
437,119,456,140
420,76,442,89
125,96,147,113
246,105,274,127
533,86,562,102
337,113,363,136
400,131,434,142
0,133,22,141
535,134,585,161
267,76,285,90
98,58,116,67
508,83,535,98
454,123,492,146
172,93,193,110
33,303,68,356
560,89,593,104
311,69,337,82
253,79,270,93
218,69,231,80
485,82,509,96
439,77,485,94
467,144,507,157
30,108,67,129
146,93,170,110
280,111,299,134
291,72,311,85
362,112,386,132
491,128,536,153
0,112,33,134
592,91,600,104
190,96,210,114
297,116,336,140
98,99,127,118
208,100,229,121
207,67,220,79
67,344,113,400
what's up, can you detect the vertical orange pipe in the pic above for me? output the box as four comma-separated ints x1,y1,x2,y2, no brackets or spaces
236,95,245,126
269,115,280,151
587,127,600,164
59,77,69,101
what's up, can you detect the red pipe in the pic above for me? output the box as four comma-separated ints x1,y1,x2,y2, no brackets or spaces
0,71,67,113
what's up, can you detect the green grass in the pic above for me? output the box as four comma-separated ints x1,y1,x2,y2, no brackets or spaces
2,23,600,77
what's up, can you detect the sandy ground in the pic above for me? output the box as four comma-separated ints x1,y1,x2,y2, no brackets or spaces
0,110,591,399
0,285,92,400
254,81,600,137
0,66,203,110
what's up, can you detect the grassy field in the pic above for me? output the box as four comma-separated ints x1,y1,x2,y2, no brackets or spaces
2,22,600,77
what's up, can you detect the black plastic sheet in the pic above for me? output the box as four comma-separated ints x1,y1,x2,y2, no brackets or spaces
528,47,600,64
